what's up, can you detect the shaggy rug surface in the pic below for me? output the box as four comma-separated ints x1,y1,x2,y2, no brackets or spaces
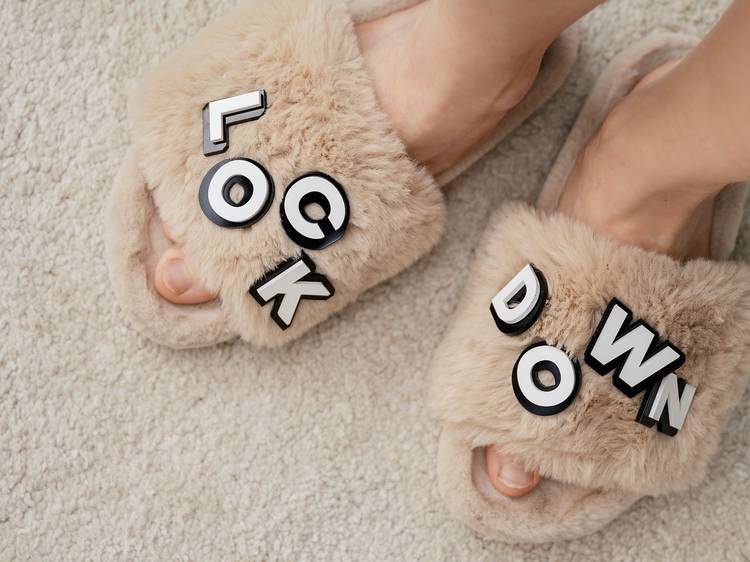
2,0,748,559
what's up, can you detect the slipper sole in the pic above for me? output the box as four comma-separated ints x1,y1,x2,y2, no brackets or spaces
433,33,750,543
104,0,579,349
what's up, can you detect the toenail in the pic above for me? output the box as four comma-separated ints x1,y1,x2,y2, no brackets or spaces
162,258,193,296
497,460,535,489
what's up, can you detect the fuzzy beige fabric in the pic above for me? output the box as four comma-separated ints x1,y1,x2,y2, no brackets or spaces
437,428,641,544
110,0,446,348
431,204,750,544
430,34,750,544
4,0,750,559
431,202,750,490
105,0,577,349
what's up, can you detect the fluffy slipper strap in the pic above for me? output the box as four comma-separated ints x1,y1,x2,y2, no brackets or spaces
431,202,750,494
122,0,446,346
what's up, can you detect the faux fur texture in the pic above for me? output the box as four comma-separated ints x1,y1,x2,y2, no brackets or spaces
105,0,578,349
116,0,446,348
430,34,750,545
431,203,750,494
6,0,750,559
436,428,641,544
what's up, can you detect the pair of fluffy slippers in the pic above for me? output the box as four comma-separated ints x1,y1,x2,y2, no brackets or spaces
104,0,750,544
432,35,750,542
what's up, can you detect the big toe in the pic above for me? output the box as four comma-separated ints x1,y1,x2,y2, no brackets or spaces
485,445,541,498
154,246,217,305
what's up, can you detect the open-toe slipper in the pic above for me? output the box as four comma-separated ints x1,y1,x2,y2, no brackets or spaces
104,0,579,349
430,33,750,543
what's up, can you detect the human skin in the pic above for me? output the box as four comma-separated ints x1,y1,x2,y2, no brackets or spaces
147,0,750,498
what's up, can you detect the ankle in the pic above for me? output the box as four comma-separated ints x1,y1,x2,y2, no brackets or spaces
417,0,549,105
428,0,569,60
559,111,716,259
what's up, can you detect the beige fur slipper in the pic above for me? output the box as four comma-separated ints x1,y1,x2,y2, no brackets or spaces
104,0,578,349
430,34,750,543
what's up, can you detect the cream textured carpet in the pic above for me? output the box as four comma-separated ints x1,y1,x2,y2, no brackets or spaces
3,0,749,560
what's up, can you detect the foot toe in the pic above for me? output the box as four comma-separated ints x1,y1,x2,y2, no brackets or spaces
485,444,541,498
154,245,217,305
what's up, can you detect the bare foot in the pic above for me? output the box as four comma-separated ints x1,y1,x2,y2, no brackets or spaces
485,59,721,498
557,60,714,260
154,1,549,304
356,1,546,175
